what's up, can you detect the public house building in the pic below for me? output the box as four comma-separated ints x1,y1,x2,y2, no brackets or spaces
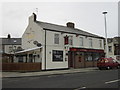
16,13,105,70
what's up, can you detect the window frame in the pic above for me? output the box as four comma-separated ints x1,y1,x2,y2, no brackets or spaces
89,38,93,47
108,46,112,52
80,37,84,46
99,40,102,48
69,36,73,45
54,34,59,44
85,52,93,61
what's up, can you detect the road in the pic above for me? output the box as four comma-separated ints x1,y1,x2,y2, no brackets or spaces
2,69,120,89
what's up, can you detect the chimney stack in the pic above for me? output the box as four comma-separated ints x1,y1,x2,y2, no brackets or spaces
29,13,37,25
7,34,11,39
66,22,75,28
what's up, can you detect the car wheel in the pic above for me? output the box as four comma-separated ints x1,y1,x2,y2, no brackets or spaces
106,66,110,70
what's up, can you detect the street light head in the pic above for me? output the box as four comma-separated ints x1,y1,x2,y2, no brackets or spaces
103,12,107,14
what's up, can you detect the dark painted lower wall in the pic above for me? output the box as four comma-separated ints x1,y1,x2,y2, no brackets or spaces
2,63,41,71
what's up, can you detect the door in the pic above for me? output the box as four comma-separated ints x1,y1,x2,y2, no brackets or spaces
74,52,85,68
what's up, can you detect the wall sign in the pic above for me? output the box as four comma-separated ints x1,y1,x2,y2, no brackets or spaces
52,50,63,61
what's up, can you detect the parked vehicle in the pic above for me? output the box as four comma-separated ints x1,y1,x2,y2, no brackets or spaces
114,59,120,68
97,58,120,70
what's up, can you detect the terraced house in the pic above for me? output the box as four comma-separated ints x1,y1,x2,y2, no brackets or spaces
16,13,105,70
0,35,21,63
106,37,120,60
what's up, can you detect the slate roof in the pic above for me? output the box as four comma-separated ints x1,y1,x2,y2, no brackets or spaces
36,21,104,39
0,38,21,45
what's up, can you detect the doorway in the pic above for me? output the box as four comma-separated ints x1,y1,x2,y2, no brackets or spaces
68,51,74,68
68,51,85,68
74,52,85,68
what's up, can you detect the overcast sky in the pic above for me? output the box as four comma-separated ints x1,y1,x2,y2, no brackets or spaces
1,1,119,38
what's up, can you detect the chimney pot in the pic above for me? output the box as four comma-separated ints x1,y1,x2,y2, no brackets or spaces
33,13,37,21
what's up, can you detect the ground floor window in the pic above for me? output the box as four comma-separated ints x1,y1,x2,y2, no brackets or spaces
85,52,93,61
29,54,33,62
85,52,104,61
16,53,41,63
16,55,25,62
18,56,23,62
93,53,100,61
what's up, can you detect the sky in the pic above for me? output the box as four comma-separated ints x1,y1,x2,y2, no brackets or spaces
0,0,119,38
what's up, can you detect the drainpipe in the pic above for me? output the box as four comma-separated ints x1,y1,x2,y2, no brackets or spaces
44,29,46,70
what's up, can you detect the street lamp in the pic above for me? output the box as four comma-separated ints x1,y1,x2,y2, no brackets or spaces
103,11,109,58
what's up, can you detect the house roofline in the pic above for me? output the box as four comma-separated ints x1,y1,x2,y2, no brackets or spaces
43,28,104,39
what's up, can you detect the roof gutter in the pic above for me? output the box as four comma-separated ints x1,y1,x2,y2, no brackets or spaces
43,28,104,39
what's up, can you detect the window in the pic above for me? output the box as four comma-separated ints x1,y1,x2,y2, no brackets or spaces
52,50,63,61
89,39,92,47
13,40,17,43
64,35,68,45
108,46,112,52
80,37,83,46
18,56,23,62
69,36,73,45
54,34,59,44
85,53,93,61
93,53,100,61
9,46,12,53
99,40,102,48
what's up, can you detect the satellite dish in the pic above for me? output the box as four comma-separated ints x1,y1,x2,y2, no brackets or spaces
33,41,42,47
16,46,23,51
37,43,42,47
33,41,38,45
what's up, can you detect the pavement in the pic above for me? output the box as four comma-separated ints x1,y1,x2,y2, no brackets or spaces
2,67,98,78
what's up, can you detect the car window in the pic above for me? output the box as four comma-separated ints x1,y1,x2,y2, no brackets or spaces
100,59,105,62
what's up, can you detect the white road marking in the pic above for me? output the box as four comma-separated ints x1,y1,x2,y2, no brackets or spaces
74,86,86,90
105,79,120,84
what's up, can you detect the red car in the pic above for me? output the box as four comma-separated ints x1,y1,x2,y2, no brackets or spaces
97,58,120,70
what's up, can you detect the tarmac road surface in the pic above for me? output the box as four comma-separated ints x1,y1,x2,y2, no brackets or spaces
2,69,120,89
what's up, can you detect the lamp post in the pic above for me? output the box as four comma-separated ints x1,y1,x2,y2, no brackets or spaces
103,11,109,58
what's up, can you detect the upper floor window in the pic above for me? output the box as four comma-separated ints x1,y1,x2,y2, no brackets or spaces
99,40,102,48
9,46,12,53
69,36,73,45
54,34,59,44
108,46,112,52
89,39,92,47
64,35,69,45
80,37,84,46
13,40,17,43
